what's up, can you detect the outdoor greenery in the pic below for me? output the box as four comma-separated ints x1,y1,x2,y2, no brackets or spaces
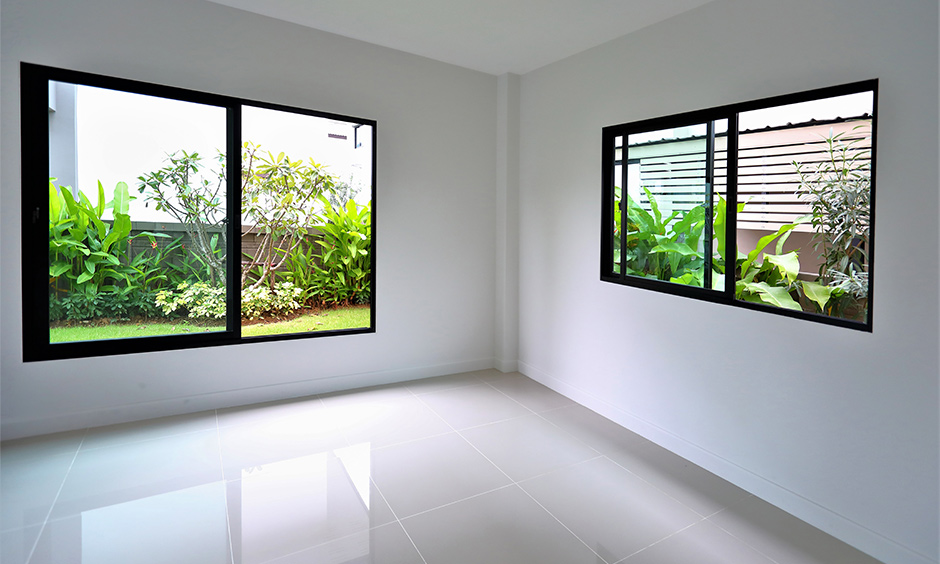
49,143,372,339
616,128,870,322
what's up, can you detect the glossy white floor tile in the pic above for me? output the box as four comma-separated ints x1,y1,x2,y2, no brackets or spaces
401,485,602,564
460,414,599,481
0,371,886,564
519,456,702,562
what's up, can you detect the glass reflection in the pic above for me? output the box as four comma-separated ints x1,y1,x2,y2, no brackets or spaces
23,444,381,564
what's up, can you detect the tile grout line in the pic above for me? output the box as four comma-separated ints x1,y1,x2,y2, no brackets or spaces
368,476,430,564
413,387,614,563
610,518,706,564
25,427,89,564
514,484,615,564
213,409,237,564
703,509,787,564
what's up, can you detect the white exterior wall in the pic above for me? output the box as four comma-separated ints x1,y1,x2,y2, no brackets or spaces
516,1,938,564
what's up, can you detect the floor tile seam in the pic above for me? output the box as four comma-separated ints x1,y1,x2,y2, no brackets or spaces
25,426,88,564
408,392,460,430
530,409,606,456
479,379,542,415
512,454,606,487
601,453,720,519
450,426,518,486
79,425,221,452
441,411,536,433
704,516,788,564
251,520,426,564
213,410,237,564
367,476,431,564
368,429,459,452
396,483,517,522
611,518,707,564
514,483,615,564
405,375,488,396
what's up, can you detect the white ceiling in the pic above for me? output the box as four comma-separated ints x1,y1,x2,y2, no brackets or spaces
205,0,715,75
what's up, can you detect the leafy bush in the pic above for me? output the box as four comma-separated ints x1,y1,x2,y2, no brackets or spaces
241,282,303,320
310,198,372,306
155,282,226,320
274,239,320,305
50,288,161,321
49,180,138,296
618,187,727,288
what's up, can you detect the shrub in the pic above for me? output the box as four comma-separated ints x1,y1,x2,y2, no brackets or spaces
241,281,303,319
50,288,161,322
155,282,226,320
310,198,372,306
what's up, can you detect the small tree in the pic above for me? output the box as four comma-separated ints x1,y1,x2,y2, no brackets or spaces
241,142,336,290
137,151,227,284
794,125,872,295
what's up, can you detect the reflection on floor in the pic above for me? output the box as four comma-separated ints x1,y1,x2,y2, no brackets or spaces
1,370,884,564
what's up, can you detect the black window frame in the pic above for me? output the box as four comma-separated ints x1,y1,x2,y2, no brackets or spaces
21,62,377,361
601,79,877,331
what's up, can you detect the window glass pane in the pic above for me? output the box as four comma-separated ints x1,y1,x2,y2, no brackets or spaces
735,92,873,321
623,121,725,288
240,106,373,337
48,82,228,342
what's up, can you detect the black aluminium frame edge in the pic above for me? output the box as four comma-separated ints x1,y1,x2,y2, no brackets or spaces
22,62,378,361
226,105,242,337
599,126,616,279
21,63,50,362
725,111,738,299
600,78,877,332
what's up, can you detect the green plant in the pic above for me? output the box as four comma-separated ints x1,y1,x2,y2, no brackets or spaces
137,150,228,284
155,282,226,319
241,281,303,320
274,238,320,305
241,143,336,291
794,126,871,292
125,235,184,292
49,180,139,297
310,197,372,306
619,188,725,288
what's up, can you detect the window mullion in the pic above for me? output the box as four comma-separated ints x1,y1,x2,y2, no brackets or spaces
227,105,242,337
725,112,739,299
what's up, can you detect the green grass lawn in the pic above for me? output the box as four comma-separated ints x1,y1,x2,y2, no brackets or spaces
242,306,370,337
50,306,370,343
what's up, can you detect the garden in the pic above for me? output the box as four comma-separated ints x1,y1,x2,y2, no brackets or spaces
49,142,372,343
616,126,871,322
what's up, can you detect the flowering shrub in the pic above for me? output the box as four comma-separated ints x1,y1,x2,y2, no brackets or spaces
155,282,226,319
241,281,303,320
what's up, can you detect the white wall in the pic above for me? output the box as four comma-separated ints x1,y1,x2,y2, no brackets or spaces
516,2,938,564
0,0,497,437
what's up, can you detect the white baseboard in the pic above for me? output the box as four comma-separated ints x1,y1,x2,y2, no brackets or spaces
1,357,495,440
518,361,935,564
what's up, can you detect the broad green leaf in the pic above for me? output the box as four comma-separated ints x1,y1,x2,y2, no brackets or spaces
49,181,62,222
650,241,700,257
743,282,802,311
96,180,106,217
802,280,833,311
111,181,132,215
765,252,800,284
642,187,663,227
77,271,93,284
50,262,71,277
